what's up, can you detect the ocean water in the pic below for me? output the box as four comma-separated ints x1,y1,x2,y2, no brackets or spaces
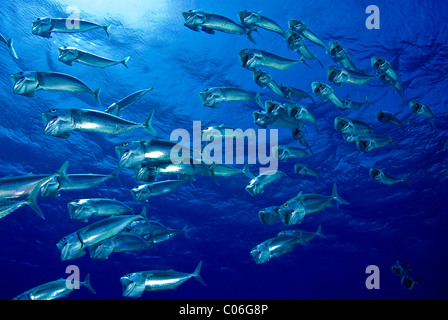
0,0,447,301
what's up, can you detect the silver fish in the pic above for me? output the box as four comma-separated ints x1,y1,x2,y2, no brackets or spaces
278,84,314,102
278,183,348,225
409,100,434,127
183,10,253,42
253,69,284,97
58,46,129,69
245,170,286,196
277,224,327,245
272,145,309,161
131,180,187,201
67,198,133,222
88,232,151,259
56,213,144,261
334,116,374,135
258,206,280,225
327,65,375,86
0,33,18,59
42,108,156,138
288,19,328,52
11,71,101,105
356,134,396,153
371,56,405,102
239,48,300,71
121,261,205,297
238,10,285,38
148,225,189,244
312,81,368,111
369,167,408,185
116,139,196,169
287,103,319,133
199,87,260,108
329,41,364,73
105,88,154,116
32,17,110,38
376,111,409,126
13,274,95,300
253,100,302,129
285,30,321,67
250,234,303,264
294,164,319,182
292,128,313,154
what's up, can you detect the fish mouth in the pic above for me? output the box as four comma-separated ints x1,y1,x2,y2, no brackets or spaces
182,10,196,20
131,187,146,201
311,82,323,94
237,10,251,21
356,139,372,153
369,167,382,179
118,150,133,168
238,50,250,68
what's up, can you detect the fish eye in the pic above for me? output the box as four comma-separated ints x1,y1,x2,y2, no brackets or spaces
122,142,129,146
50,109,57,113
284,203,288,208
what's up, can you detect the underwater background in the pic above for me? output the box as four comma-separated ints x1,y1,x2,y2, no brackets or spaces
0,0,447,300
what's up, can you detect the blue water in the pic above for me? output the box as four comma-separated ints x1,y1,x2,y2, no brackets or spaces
0,0,447,300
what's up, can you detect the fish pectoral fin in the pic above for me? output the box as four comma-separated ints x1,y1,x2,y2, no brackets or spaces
186,24,200,32
201,27,215,34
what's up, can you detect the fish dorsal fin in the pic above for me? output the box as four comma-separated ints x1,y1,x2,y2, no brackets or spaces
297,191,303,197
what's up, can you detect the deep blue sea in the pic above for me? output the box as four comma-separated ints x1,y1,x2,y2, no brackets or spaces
0,0,447,302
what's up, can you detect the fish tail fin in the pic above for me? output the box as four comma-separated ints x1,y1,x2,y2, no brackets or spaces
242,161,255,180
139,207,148,221
6,37,18,59
193,261,206,286
93,88,102,107
332,183,349,204
104,23,111,39
112,166,123,187
246,29,256,44
300,56,312,69
143,109,157,136
55,160,71,186
317,59,324,68
255,92,263,109
26,181,45,220
182,225,190,239
316,224,328,239
208,163,219,186
121,56,130,69
83,273,96,294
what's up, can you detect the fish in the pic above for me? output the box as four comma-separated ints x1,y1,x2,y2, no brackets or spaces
253,69,284,97
258,206,280,225
327,65,375,86
41,171,118,197
287,103,319,132
288,19,328,52
409,100,435,127
294,164,319,182
284,30,322,67
32,17,110,38
183,10,254,42
67,198,133,222
11,71,101,105
238,10,285,38
202,124,257,142
277,224,327,245
121,261,205,297
245,170,286,196
277,183,348,225
42,108,156,138
376,110,409,126
371,56,405,102
272,145,309,161
116,139,197,169
328,41,364,73
58,46,130,69
369,167,409,185
334,116,374,135
391,260,411,277
391,261,421,290
312,81,369,111
104,88,154,116
250,234,304,264
278,84,314,102
199,87,260,108
0,161,69,201
13,273,95,300
253,100,303,129
292,128,313,154
148,225,189,244
239,48,300,71
56,213,144,261
0,33,18,59
131,180,187,201
126,214,171,238
136,162,210,181
0,181,44,220
88,232,152,259
356,134,396,153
